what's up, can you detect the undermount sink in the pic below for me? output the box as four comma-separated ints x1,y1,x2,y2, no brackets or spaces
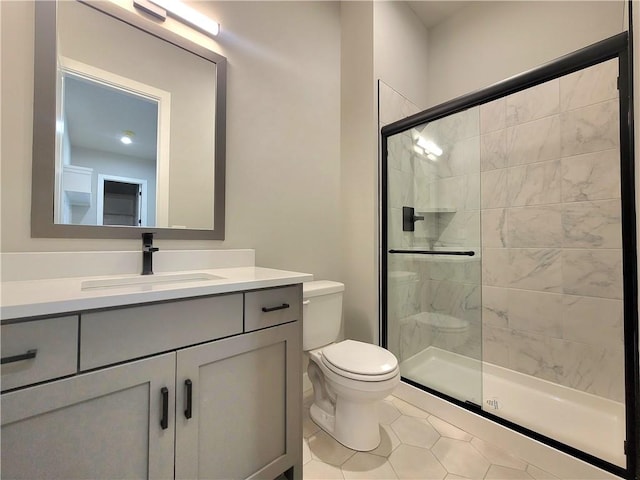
81,272,225,290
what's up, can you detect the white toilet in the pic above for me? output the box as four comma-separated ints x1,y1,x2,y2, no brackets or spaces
303,280,400,451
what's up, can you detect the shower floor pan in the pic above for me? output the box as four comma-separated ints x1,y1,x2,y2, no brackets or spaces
400,346,625,467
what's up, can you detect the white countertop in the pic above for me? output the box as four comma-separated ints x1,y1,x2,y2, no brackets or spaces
1,267,313,321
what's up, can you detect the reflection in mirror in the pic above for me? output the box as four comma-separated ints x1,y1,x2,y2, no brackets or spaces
31,0,227,239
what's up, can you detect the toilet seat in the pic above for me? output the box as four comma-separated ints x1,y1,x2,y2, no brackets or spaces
321,340,399,382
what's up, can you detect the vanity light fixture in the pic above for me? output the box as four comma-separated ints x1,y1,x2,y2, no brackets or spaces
120,130,135,145
134,0,220,37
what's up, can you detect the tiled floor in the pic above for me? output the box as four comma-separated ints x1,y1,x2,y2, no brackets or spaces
302,391,559,480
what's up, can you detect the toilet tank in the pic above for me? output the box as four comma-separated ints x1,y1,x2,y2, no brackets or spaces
302,281,345,351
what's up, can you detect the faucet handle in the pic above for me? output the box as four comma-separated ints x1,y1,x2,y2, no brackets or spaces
142,232,155,246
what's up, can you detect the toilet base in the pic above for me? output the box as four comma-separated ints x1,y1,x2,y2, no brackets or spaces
309,398,382,451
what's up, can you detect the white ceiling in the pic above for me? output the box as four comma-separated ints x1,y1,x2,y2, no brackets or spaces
64,75,158,162
407,1,474,29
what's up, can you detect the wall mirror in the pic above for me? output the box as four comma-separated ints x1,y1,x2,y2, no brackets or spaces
31,0,226,239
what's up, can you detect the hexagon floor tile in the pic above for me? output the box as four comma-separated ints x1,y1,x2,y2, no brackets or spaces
301,392,569,480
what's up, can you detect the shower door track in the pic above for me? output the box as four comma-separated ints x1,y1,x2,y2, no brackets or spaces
380,28,638,480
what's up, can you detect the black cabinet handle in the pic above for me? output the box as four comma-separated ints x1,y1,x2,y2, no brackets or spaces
1,349,37,365
160,387,169,430
261,303,290,313
184,379,193,419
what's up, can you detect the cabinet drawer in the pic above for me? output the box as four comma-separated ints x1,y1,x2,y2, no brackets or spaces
244,285,301,332
80,294,243,370
1,316,78,391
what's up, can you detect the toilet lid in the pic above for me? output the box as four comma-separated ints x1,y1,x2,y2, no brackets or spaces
322,340,398,377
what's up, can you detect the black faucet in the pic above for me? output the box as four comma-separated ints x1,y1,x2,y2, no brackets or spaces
142,233,159,275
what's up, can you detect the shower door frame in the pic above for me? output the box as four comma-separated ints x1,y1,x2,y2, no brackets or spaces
380,31,638,479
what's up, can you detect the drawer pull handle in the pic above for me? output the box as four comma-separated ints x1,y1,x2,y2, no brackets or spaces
160,387,169,430
185,379,193,419
1,349,38,365
262,303,290,313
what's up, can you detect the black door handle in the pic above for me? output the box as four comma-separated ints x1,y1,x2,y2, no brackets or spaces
185,379,193,419
160,387,169,430
1,349,38,365
261,303,290,313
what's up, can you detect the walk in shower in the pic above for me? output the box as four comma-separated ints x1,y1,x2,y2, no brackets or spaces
381,33,638,477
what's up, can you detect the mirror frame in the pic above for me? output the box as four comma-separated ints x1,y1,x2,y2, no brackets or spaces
31,0,227,240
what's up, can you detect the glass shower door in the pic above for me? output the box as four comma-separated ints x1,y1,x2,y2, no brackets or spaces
385,107,482,405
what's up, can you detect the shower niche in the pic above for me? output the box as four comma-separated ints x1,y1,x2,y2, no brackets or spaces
382,33,636,478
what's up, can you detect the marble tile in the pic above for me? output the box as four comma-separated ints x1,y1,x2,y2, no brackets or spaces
505,115,561,167
379,80,421,126
390,415,440,449
562,295,623,349
399,315,433,361
437,136,480,179
481,130,508,172
414,178,439,214
464,172,481,211
560,99,619,157
387,132,414,174
388,208,414,249
509,248,562,293
388,168,414,209
508,330,560,383
507,289,563,338
561,148,620,202
427,416,473,441
561,249,623,299
481,168,509,209
507,160,562,207
341,452,398,480
422,281,480,324
369,424,401,458
437,211,481,248
506,79,559,127
482,248,510,287
485,465,534,479
470,437,528,470
482,286,509,328
560,59,618,112
435,107,480,143
388,444,447,480
482,209,507,248
437,176,466,211
548,337,624,402
431,438,491,479
561,199,621,248
480,97,506,134
308,430,356,466
445,476,472,480
304,459,344,479
507,206,562,248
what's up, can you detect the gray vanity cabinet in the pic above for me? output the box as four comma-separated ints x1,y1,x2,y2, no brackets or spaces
0,285,303,480
175,321,301,480
1,352,176,479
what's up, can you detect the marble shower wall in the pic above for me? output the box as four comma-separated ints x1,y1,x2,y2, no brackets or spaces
480,59,625,402
381,81,421,359
385,80,483,363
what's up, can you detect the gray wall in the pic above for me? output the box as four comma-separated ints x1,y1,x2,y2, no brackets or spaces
0,1,342,284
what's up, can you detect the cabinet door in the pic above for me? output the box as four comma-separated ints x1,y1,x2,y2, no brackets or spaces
175,322,302,480
1,352,176,480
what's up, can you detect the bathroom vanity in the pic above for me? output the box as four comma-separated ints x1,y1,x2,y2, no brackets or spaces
0,250,310,480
